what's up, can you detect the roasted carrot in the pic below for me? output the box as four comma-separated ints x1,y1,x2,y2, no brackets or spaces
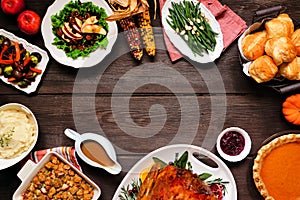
0,59,14,64
7,77,16,82
23,57,31,66
14,42,20,61
30,67,42,74
0,45,8,58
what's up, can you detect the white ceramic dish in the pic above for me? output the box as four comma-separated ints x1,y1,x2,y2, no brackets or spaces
113,144,237,200
0,29,49,94
64,128,122,175
216,127,251,162
41,0,118,68
0,103,38,170
13,151,101,200
161,0,223,63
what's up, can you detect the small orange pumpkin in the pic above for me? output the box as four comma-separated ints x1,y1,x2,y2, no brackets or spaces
282,94,300,125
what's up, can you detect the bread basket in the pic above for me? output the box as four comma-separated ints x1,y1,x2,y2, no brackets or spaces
237,5,300,94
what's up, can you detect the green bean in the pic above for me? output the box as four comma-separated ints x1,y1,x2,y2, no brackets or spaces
167,0,218,56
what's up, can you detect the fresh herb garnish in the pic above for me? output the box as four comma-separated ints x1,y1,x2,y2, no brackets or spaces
0,127,14,148
119,179,141,200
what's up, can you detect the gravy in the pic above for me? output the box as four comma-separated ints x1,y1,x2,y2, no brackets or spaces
81,140,115,167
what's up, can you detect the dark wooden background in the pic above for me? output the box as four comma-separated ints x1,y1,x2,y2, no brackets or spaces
0,0,300,199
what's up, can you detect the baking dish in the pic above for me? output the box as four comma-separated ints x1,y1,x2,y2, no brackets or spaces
237,6,300,94
13,151,101,200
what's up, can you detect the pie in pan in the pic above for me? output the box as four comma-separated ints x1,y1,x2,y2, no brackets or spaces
253,133,300,200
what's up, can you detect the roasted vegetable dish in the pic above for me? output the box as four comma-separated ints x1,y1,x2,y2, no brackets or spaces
0,35,42,88
51,0,109,59
22,155,94,200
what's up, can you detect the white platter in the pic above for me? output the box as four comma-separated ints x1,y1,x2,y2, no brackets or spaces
113,144,237,200
0,29,49,94
0,103,38,170
41,0,118,68
161,0,223,63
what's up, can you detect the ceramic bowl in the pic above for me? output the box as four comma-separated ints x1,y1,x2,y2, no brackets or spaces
216,127,251,162
0,103,38,170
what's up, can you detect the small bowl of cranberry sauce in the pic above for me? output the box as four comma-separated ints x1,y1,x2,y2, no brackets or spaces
216,127,251,162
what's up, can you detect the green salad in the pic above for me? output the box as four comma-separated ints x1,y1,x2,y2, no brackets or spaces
51,0,109,59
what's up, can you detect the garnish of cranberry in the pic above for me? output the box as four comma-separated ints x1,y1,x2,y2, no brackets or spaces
220,131,245,156
210,183,224,200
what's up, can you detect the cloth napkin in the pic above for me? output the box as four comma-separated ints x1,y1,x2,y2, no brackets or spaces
159,0,248,62
23,146,82,171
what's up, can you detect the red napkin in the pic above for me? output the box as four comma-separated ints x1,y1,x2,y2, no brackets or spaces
28,146,82,171
159,0,248,62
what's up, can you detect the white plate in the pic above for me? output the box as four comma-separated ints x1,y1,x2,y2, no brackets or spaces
161,0,223,63
41,0,118,68
0,103,38,170
113,144,237,200
0,29,49,94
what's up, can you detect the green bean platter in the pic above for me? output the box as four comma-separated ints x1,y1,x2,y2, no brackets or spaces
161,0,223,63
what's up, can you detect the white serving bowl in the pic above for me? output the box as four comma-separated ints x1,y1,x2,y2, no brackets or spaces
13,151,101,200
0,103,38,170
216,127,251,162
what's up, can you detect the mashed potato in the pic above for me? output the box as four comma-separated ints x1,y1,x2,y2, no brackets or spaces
0,108,37,159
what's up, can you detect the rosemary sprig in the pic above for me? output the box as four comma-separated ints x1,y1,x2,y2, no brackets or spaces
205,177,230,195
119,179,141,200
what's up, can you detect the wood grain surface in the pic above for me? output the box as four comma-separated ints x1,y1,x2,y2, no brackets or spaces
0,0,300,199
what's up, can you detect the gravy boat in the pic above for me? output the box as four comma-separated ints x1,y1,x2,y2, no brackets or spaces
64,128,122,175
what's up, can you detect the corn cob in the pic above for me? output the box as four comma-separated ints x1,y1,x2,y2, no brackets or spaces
119,17,143,61
137,9,156,57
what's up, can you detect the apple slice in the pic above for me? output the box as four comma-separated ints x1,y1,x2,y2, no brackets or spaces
75,17,83,28
81,24,107,35
71,22,82,34
82,16,98,28
62,22,83,40
70,17,83,33
61,34,70,42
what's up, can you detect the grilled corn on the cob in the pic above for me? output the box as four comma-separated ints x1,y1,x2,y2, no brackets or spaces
119,17,143,61
137,9,156,57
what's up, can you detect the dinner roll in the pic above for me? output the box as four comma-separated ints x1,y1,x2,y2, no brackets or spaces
242,30,268,60
277,13,294,37
265,13,294,38
279,57,300,80
249,55,278,83
265,36,297,66
292,29,300,56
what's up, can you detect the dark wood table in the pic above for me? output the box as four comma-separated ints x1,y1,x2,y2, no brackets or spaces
0,0,300,199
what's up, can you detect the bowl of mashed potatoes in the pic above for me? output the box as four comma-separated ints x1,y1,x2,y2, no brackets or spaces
0,103,38,170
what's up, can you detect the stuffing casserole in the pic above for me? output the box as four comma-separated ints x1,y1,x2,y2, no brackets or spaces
22,155,94,200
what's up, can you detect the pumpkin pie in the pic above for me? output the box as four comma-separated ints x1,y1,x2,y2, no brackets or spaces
253,133,300,200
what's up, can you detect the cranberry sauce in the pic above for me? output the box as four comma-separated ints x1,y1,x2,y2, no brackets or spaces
220,131,245,156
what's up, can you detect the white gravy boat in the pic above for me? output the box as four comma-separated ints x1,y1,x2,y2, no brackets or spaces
64,128,122,175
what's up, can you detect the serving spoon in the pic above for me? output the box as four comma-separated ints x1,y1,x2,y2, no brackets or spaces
64,128,122,175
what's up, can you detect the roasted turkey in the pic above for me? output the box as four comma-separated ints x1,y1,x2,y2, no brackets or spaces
136,165,216,200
